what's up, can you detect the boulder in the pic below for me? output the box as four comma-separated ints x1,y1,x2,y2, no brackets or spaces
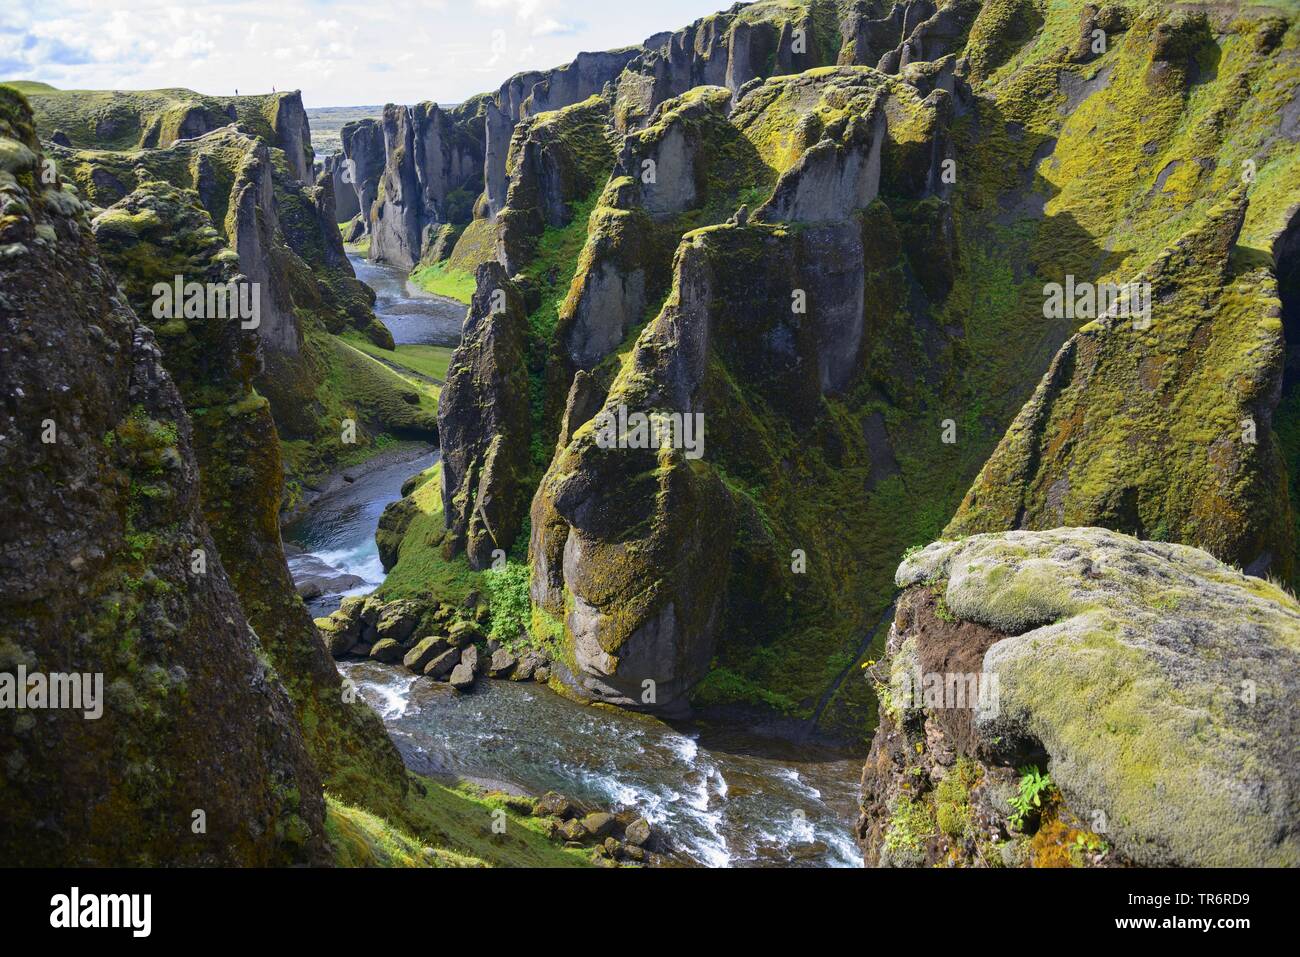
291,552,366,599
536,791,575,819
512,651,543,681
447,620,482,647
623,844,646,863
403,635,450,672
558,818,587,843
581,812,616,839
459,644,481,675
862,527,1300,868
369,638,404,664
488,648,518,678
449,663,476,690
624,817,652,847
315,613,361,658
375,601,421,644
424,648,461,680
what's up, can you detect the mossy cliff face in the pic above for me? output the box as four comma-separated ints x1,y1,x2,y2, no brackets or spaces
497,96,616,274
48,116,425,485
89,180,410,818
0,89,327,865
484,51,645,222
437,262,532,569
369,101,484,270
526,66,957,721
553,86,769,374
611,0,843,129
860,528,1300,868
359,1,1300,746
339,117,385,232
947,189,1295,580
839,0,981,74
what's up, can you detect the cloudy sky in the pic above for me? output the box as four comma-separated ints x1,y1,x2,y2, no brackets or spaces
0,0,731,106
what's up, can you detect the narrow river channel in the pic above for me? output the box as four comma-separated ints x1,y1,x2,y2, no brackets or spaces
283,253,865,867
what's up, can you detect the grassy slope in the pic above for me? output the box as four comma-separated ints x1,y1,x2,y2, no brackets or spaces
342,332,454,384
326,773,590,867
410,261,477,303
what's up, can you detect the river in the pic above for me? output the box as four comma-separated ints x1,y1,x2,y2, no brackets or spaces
285,253,865,868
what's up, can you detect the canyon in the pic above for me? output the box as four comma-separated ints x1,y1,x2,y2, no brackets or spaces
2,0,1299,869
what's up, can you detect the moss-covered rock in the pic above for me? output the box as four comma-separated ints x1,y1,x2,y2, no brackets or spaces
0,88,328,865
947,188,1294,581
496,95,616,274
87,174,411,819
868,527,1300,867
437,262,532,568
48,120,411,486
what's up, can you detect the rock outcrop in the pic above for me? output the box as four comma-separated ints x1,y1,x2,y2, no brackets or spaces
0,88,328,865
859,528,1300,867
51,117,425,480
612,0,840,129
339,117,385,231
529,67,955,718
89,178,410,818
496,95,616,274
369,100,485,269
21,86,317,182
485,50,644,220
437,262,532,568
840,0,981,74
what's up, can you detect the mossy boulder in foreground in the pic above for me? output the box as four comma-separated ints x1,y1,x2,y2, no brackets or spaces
860,527,1300,867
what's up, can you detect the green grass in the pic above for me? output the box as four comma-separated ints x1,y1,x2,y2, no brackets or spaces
342,333,454,385
375,464,483,604
329,335,439,415
411,261,476,304
325,772,591,868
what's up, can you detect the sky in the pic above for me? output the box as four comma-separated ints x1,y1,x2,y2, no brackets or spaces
0,0,738,107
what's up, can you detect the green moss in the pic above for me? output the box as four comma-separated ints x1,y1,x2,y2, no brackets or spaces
341,333,453,384
935,759,982,840
883,795,935,855
376,464,484,605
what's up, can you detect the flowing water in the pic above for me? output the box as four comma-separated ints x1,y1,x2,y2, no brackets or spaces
348,252,464,346
285,252,866,867
283,445,438,618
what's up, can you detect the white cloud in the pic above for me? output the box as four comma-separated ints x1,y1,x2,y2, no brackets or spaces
1,0,726,105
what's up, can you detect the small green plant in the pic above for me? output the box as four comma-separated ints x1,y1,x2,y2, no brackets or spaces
1074,833,1107,855
483,561,532,643
1008,766,1055,831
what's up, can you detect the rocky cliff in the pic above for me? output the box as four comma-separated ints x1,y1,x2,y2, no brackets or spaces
48,111,432,485
88,178,410,816
368,100,485,269
0,88,329,866
947,188,1295,581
